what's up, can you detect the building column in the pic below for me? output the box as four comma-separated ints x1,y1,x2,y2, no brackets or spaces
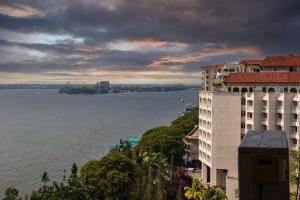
201,162,207,184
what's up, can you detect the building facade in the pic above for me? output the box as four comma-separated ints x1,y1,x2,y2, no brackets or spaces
96,81,110,93
195,55,300,199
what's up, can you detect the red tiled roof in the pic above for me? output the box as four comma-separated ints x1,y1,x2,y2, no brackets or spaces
224,72,300,85
239,60,262,65
261,56,300,67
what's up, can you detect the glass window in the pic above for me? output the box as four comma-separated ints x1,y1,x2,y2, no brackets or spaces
241,98,246,105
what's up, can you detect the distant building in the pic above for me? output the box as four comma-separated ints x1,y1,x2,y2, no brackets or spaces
96,81,110,93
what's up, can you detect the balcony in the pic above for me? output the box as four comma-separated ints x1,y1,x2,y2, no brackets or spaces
276,119,283,126
247,106,254,112
247,93,254,99
292,107,299,114
278,94,284,101
293,95,300,101
276,106,283,113
246,118,254,125
291,120,300,127
261,106,268,113
261,119,268,125
291,132,298,139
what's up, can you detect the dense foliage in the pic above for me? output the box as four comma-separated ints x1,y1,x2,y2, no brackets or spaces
2,107,206,200
184,179,227,200
136,108,198,167
290,150,300,200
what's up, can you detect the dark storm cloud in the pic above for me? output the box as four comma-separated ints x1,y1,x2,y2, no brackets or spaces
0,0,299,51
0,0,299,82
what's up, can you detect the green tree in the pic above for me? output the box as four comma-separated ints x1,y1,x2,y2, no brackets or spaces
3,187,21,200
291,150,300,200
137,152,171,200
171,107,198,134
41,172,49,187
184,179,227,200
71,163,78,178
203,186,227,200
80,151,138,200
136,126,186,166
184,179,205,200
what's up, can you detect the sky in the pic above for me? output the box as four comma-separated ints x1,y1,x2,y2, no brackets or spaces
0,0,299,84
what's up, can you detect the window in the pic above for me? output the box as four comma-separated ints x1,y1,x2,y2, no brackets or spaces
262,100,267,106
284,87,288,92
261,125,267,130
291,88,298,93
241,98,246,105
277,113,282,119
276,125,282,131
241,88,248,93
262,113,267,119
247,112,253,119
233,87,239,92
293,101,298,107
241,111,245,117
292,114,298,120
291,138,297,145
228,87,231,92
241,123,245,129
247,100,253,106
247,124,253,130
268,88,275,92
292,126,297,133
277,101,283,107
241,134,245,140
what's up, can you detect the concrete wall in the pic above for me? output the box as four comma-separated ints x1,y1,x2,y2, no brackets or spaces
210,93,241,199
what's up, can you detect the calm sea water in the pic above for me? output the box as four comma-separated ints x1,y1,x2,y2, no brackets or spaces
0,89,197,196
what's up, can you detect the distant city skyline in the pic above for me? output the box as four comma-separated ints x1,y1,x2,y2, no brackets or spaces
0,0,299,84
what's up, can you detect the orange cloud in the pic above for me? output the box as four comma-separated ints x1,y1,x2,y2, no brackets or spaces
75,46,103,53
0,5,42,17
149,45,261,67
132,38,188,48
75,57,96,65
107,38,188,51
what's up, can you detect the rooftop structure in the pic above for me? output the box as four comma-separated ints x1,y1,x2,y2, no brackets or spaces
261,55,300,67
224,72,300,85
239,130,289,200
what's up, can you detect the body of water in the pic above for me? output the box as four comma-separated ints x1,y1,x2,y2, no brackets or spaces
0,89,197,196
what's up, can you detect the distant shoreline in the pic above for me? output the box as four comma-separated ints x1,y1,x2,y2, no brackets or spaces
58,85,200,95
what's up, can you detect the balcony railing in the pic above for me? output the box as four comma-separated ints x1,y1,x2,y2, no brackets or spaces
291,132,298,139
291,120,299,126
292,107,299,114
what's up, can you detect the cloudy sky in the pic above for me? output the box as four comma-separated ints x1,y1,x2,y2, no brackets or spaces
0,0,299,84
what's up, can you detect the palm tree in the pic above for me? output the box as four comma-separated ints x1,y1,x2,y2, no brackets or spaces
203,186,227,200
139,152,170,200
50,182,70,200
184,179,205,200
41,172,49,186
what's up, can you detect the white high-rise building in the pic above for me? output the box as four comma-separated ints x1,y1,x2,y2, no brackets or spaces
194,55,300,200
